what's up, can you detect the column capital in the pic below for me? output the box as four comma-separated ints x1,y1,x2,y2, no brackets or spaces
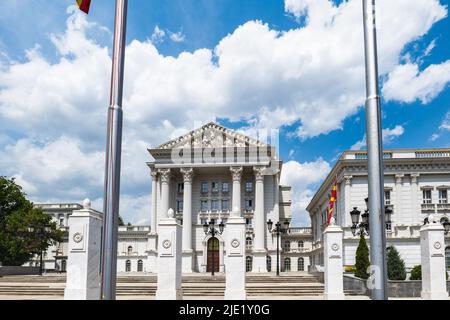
344,175,353,186
150,170,158,181
158,168,172,183
411,173,420,184
230,166,243,182
395,174,404,184
180,167,194,183
253,166,267,181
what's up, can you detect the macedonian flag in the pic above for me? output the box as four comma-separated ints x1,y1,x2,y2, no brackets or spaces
76,0,91,14
327,181,337,225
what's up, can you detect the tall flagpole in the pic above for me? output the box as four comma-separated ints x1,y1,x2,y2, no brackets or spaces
100,0,128,300
362,0,388,300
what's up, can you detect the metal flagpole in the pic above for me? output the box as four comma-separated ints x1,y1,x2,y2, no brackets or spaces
362,0,388,300
100,0,128,300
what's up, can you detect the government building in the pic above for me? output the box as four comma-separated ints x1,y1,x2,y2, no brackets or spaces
30,122,313,274
307,148,450,273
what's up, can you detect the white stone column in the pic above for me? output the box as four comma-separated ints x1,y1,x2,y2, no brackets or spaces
252,166,267,273
159,168,171,221
323,219,345,300
147,170,159,273
343,175,353,226
64,199,102,300
224,216,247,300
420,215,448,300
411,173,420,224
181,167,194,273
395,174,403,222
230,167,243,216
156,208,183,300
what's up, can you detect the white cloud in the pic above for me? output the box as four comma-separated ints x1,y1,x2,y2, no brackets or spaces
169,30,186,43
0,1,447,224
151,25,166,44
280,159,331,226
351,125,405,150
383,61,450,104
430,112,450,141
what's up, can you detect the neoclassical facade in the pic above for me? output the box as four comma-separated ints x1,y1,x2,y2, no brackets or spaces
30,122,313,274
307,148,450,273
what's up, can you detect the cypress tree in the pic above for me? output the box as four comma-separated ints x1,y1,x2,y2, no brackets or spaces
387,246,406,280
355,233,370,279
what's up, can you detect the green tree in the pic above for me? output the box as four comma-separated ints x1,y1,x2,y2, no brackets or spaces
355,233,370,279
410,265,422,280
118,215,125,226
386,246,407,280
0,177,63,266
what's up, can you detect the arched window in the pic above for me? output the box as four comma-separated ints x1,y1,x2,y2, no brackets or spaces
298,257,304,271
284,257,291,272
246,237,253,247
298,240,304,249
284,241,290,251
266,256,272,272
125,260,131,272
137,260,143,272
246,256,253,272
127,246,133,255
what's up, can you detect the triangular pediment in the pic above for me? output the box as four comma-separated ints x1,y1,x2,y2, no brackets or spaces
155,122,268,150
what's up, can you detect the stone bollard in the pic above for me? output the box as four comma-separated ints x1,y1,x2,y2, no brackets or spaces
64,199,102,300
323,218,345,300
155,208,183,300
224,215,247,300
420,215,449,300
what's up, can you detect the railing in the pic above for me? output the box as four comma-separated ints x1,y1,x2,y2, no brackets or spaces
416,151,450,158
288,227,312,234
421,203,436,212
354,152,393,159
437,203,450,212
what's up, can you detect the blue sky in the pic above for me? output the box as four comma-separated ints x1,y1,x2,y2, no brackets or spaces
0,0,449,226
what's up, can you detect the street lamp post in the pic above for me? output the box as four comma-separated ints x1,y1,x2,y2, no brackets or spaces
27,224,51,276
349,198,393,237
267,219,289,276
203,219,225,276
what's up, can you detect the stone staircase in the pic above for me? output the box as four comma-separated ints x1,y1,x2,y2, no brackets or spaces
0,272,324,297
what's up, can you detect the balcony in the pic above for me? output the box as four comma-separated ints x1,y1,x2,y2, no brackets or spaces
421,203,436,212
288,227,312,235
437,203,450,212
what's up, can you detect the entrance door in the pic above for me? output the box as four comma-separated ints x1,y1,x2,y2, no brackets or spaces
207,237,220,273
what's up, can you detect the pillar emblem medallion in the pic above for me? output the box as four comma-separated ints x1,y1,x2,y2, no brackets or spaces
231,239,240,248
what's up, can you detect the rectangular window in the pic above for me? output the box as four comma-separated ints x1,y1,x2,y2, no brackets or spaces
201,200,208,212
211,182,219,193
384,190,391,205
211,199,219,211
177,200,183,212
245,199,253,211
423,189,432,204
59,217,64,227
245,181,253,193
222,182,229,193
439,189,448,204
200,218,207,225
222,199,230,211
177,183,184,193
246,218,253,227
201,182,208,194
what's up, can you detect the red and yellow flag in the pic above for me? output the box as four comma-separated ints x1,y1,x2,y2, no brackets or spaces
327,181,337,225
76,0,91,14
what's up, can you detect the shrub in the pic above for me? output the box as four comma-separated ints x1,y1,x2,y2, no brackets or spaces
355,233,370,279
387,246,407,280
344,265,356,273
410,265,421,280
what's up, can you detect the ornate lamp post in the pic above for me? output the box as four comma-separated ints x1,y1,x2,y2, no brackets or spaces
28,223,51,276
423,216,450,235
267,219,289,276
350,197,393,236
203,219,225,276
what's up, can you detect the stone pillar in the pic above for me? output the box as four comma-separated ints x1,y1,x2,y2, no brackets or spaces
395,174,403,223
224,216,247,300
147,170,159,273
343,175,353,226
411,173,420,224
181,167,194,273
230,167,243,216
323,218,345,300
156,208,183,300
420,215,448,300
252,166,267,273
64,199,102,300
159,168,171,221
